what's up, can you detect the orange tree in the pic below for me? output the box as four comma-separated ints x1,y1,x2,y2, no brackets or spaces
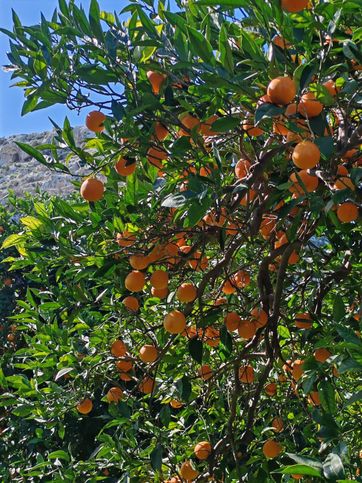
1,0,362,481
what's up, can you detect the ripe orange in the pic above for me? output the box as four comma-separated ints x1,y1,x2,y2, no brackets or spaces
337,202,358,223
238,320,257,339
125,270,146,292
116,230,136,247
234,270,251,288
333,177,355,191
308,390,321,406
3,278,13,287
221,278,236,295
295,312,312,329
242,119,263,137
263,439,282,458
272,417,284,432
272,35,291,49
154,122,169,141
260,216,276,238
150,270,169,290
194,441,212,460
291,475,303,480
86,111,106,132
267,77,296,105
106,387,123,403
111,339,127,358
163,310,186,334
314,348,331,363
323,79,338,96
200,114,219,136
289,170,319,194
76,398,93,414
292,141,320,169
251,307,268,328
115,157,136,176
239,365,254,383
147,71,166,95
292,359,304,381
280,0,308,12
139,376,155,394
147,146,168,169
198,364,213,380
224,312,241,332
240,189,256,206
265,382,277,396
336,164,348,176
274,231,288,249
151,286,169,299
298,92,323,118
115,358,133,372
80,178,104,202
129,254,150,270
179,113,200,136
139,344,158,363
169,399,183,409
288,250,300,265
180,461,199,481
176,282,197,303
122,296,139,312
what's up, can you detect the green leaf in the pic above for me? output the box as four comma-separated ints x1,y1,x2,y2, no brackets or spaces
285,453,323,470
163,11,187,34
317,380,337,415
211,116,240,132
333,295,345,322
188,338,203,363
196,0,248,4
20,216,43,231
1,234,27,249
219,24,234,73
177,376,191,401
15,142,48,166
254,103,284,125
48,450,70,462
315,137,334,159
136,6,158,38
276,464,322,477
295,61,317,92
187,26,214,64
323,453,345,481
343,40,362,64
89,0,103,41
150,445,163,471
54,367,74,381
183,197,212,228
21,95,39,115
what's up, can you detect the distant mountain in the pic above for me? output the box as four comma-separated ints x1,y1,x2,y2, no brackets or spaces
0,127,90,202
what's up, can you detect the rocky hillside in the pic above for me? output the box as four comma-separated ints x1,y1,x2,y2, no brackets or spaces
0,127,90,202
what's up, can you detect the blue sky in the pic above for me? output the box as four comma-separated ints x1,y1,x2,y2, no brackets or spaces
0,0,125,137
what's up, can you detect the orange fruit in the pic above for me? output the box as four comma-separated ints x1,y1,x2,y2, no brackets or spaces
80,178,104,202
272,35,290,49
224,312,241,332
198,364,213,380
154,122,169,141
288,250,300,265
129,255,150,270
115,358,133,372
240,189,256,206
314,348,331,363
291,475,303,480
274,231,288,249
147,146,168,169
115,157,136,176
139,344,158,363
86,111,106,132
239,365,254,383
221,278,236,295
333,177,355,191
292,359,304,381
308,390,321,406
267,77,296,105
194,441,212,460
122,296,139,312
323,79,338,96
337,202,358,223
265,382,277,396
147,71,166,95
260,216,276,238
111,339,127,358
272,417,284,432
234,270,251,288
125,270,146,292
151,286,169,299
179,113,200,136
176,282,197,303
251,307,268,328
106,387,123,403
238,320,257,339
116,230,136,247
163,310,186,334
292,141,320,169
295,312,312,329
139,376,155,394
76,398,93,414
280,0,308,12
336,164,348,176
169,399,183,409
180,461,199,481
242,119,263,136
200,114,219,136
263,439,282,458
150,270,169,290
298,92,323,118
289,170,319,194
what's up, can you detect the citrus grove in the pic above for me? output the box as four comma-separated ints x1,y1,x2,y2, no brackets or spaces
1,0,362,481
